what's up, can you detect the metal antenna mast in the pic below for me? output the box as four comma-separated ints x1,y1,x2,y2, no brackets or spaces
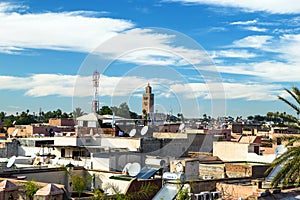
92,71,100,113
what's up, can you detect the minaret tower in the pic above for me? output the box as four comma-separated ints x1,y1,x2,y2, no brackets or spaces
92,71,100,113
142,83,154,116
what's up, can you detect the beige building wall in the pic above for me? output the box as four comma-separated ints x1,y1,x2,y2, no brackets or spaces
213,142,249,161
213,141,276,163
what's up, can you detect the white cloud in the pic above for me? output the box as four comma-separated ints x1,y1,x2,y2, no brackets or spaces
0,73,283,102
0,3,134,54
243,26,267,32
212,49,257,59
170,82,281,101
0,2,28,13
0,3,212,66
0,74,174,98
232,35,273,49
230,19,258,25
165,0,300,14
0,74,76,97
204,32,300,82
216,61,300,82
89,28,213,66
274,34,300,62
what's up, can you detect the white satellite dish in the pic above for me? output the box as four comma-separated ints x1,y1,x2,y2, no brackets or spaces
179,123,185,132
7,156,16,168
128,162,141,177
122,163,132,174
12,129,18,137
141,126,148,136
175,161,184,172
129,129,136,137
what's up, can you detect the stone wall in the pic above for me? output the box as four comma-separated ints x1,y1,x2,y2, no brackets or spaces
199,163,225,179
0,139,19,158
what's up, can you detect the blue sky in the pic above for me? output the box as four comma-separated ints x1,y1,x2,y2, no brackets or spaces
1,0,300,118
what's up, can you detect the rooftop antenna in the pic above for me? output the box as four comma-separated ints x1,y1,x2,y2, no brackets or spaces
92,71,100,113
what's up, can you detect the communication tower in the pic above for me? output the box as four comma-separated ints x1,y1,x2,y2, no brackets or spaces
92,71,100,113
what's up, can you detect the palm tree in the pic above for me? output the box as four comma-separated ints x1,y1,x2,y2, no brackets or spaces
73,107,85,119
267,86,300,188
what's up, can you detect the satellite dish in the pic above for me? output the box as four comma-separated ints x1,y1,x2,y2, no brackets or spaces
129,129,136,137
7,156,16,168
179,123,185,132
12,129,18,137
122,163,132,174
175,162,184,172
128,162,141,177
141,126,148,136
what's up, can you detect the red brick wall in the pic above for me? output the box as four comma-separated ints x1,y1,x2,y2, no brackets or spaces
49,118,75,126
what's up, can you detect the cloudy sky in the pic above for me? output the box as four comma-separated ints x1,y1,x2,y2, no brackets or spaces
1,0,300,118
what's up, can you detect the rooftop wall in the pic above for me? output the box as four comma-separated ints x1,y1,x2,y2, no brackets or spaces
49,118,75,126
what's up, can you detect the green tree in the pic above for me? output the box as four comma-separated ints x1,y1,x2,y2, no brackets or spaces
111,103,134,119
73,107,85,119
71,174,92,197
267,86,300,188
25,180,39,200
142,109,148,125
3,115,15,128
0,111,6,121
99,106,113,115
117,102,130,118
103,182,158,200
92,188,106,200
54,109,62,118
129,111,138,119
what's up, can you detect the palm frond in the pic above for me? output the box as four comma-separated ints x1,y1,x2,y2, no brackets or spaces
268,87,300,188
269,146,300,187
292,87,300,105
272,135,300,146
278,88,300,114
278,113,299,124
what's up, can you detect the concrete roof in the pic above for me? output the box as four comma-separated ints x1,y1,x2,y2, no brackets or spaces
238,136,260,144
0,180,18,191
35,183,63,196
76,113,127,121
76,113,101,121
260,187,300,200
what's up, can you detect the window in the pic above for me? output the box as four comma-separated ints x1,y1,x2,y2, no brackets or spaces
61,148,65,157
